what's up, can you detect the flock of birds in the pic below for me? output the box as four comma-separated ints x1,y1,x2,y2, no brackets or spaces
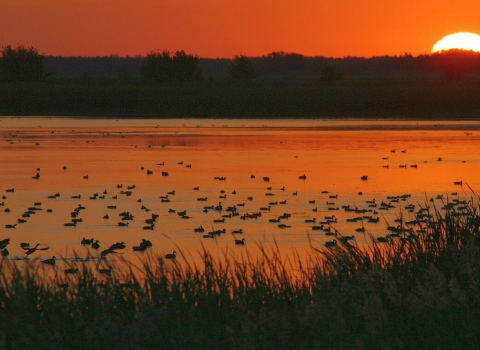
0,144,469,277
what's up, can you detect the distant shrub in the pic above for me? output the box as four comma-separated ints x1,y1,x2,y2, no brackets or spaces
229,55,256,80
141,50,202,82
0,45,44,82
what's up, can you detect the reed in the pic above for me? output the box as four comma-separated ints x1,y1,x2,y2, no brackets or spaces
1,194,480,348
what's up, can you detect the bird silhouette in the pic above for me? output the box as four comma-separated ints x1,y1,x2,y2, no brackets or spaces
23,243,49,256
42,256,56,265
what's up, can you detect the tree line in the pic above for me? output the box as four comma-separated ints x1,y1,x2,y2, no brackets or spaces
2,45,480,82
0,45,256,82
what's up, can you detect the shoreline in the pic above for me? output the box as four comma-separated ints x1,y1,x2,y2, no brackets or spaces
2,116,480,132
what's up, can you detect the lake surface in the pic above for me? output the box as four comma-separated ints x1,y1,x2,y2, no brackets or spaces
1,117,479,272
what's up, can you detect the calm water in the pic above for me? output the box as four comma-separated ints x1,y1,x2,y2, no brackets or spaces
1,117,480,271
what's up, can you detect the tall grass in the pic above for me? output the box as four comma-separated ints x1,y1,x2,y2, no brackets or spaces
1,195,480,349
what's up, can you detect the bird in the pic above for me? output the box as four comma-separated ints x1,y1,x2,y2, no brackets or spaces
298,174,307,180
0,238,10,250
325,240,337,248
81,237,94,245
24,243,49,256
165,251,176,259
1,248,9,257
133,244,147,251
141,239,152,248
100,248,116,259
5,224,16,229
64,268,79,274
235,238,246,245
98,266,113,275
91,240,100,249
42,256,56,265
109,242,126,250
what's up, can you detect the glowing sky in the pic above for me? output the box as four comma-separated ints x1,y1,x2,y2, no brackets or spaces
2,0,480,58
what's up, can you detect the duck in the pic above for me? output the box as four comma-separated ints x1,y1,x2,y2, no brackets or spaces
64,268,79,274
165,251,177,260
324,240,337,248
81,237,94,245
235,238,246,245
133,244,147,251
42,256,56,265
109,242,126,250
0,238,10,250
24,243,49,256
98,266,113,275
340,236,355,244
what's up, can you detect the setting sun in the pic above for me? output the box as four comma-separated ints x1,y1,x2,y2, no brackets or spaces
432,32,480,53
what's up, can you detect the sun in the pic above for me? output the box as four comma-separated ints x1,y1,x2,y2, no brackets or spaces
432,32,480,53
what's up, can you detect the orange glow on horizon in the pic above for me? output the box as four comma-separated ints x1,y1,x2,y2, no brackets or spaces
2,1,480,58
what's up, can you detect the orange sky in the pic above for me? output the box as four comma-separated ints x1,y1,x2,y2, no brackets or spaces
2,0,480,58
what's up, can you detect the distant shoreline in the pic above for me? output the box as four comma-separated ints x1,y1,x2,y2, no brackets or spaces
2,116,480,133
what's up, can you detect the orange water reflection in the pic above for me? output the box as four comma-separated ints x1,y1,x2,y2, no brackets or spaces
1,118,479,274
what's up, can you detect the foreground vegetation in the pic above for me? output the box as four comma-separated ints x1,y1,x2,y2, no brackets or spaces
1,193,480,349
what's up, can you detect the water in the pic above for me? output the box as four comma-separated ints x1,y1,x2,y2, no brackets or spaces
1,117,479,270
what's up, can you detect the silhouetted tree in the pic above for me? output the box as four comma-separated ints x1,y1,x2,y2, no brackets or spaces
172,50,202,81
142,50,202,82
229,55,256,80
0,45,44,82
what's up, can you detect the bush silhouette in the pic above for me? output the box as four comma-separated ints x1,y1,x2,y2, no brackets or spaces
142,50,202,82
229,55,256,80
0,45,44,82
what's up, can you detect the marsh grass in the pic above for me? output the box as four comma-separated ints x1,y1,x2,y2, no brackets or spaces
2,194,480,349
